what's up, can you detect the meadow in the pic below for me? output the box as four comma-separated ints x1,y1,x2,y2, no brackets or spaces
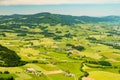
0,13,120,80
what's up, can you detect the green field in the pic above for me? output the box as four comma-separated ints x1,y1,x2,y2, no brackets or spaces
0,13,120,80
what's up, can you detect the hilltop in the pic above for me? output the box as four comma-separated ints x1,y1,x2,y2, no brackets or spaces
0,12,120,26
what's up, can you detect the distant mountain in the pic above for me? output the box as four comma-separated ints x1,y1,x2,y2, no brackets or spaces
0,12,120,26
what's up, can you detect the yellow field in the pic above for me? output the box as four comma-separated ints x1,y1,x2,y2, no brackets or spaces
89,71,120,80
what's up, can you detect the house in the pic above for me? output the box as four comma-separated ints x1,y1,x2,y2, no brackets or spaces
25,68,42,76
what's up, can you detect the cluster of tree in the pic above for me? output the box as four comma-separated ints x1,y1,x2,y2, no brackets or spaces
74,45,85,51
86,37,97,41
64,33,72,38
101,42,120,49
53,36,62,40
99,41,120,49
88,38,120,50
0,71,14,80
0,45,27,67
79,62,89,80
0,24,21,29
0,76,14,80
66,43,85,51
86,60,112,66
0,33,6,37
0,71,10,74
17,33,27,36
39,26,48,30
108,30,120,36
40,30,55,37
55,30,62,33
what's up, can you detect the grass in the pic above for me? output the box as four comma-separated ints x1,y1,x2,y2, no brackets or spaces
102,52,120,61
0,74,14,79
22,63,46,72
89,71,120,80
37,64,59,71
0,23,120,80
29,74,49,80
46,52,73,61
56,62,83,79
15,73,32,80
48,73,75,80
0,67,32,80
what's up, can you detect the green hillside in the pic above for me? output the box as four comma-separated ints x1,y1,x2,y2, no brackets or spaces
0,45,26,67
0,12,120,26
0,13,120,80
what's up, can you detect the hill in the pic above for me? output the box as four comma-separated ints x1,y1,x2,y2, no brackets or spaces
0,45,26,67
0,12,120,80
0,12,120,26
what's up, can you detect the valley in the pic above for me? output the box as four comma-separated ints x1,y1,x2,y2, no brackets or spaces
0,13,120,80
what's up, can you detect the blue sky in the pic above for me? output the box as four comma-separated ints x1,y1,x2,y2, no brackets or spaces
0,0,120,16
0,4,120,16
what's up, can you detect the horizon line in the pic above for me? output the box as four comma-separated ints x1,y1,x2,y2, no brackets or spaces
0,12,120,17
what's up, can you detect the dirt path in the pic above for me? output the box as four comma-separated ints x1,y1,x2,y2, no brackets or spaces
44,70,63,75
82,77,94,80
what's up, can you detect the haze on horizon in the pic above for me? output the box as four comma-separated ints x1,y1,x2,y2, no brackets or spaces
0,0,120,16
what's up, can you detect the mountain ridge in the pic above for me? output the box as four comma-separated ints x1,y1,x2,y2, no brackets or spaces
0,12,120,25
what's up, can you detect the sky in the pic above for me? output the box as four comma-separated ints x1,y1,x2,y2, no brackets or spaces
0,0,120,5
0,0,120,16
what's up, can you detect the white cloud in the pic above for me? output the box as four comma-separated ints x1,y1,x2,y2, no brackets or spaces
0,0,120,5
